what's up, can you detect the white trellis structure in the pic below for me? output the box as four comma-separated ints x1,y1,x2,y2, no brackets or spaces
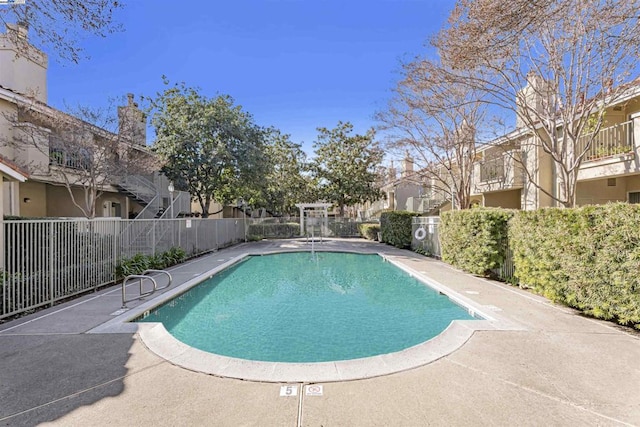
295,203,332,237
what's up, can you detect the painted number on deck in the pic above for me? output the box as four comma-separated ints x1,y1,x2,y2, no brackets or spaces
280,385,298,397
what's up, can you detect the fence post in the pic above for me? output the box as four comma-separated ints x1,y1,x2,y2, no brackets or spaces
152,220,156,256
195,220,198,254
215,220,219,250
178,219,181,250
49,222,54,307
112,220,118,285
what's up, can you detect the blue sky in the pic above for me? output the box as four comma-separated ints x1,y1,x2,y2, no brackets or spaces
46,1,454,156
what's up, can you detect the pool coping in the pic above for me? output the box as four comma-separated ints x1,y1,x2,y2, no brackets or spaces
89,249,524,383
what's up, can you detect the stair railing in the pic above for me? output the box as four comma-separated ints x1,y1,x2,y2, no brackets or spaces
135,194,161,220
119,175,160,251
157,191,190,219
119,175,157,205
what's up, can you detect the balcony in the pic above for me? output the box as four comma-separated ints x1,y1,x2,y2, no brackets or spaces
579,120,634,163
480,157,504,182
49,148,93,171
577,120,639,181
473,151,524,193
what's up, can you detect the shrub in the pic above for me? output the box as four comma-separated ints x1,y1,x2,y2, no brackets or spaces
116,247,188,279
439,208,514,276
163,246,186,265
380,211,418,248
509,203,640,329
116,253,150,278
358,223,380,240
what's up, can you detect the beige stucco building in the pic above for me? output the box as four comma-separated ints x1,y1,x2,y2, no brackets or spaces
471,80,640,210
0,23,183,220
368,77,640,217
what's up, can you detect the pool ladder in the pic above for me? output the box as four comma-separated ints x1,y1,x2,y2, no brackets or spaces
121,269,173,309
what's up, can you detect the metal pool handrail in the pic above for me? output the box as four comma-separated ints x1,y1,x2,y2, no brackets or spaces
121,269,173,308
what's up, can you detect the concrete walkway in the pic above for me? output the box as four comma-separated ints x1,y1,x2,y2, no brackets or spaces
1,239,639,426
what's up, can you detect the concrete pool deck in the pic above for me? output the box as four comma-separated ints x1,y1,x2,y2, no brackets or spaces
1,238,639,426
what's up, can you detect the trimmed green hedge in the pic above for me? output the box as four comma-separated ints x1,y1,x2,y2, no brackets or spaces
380,211,418,248
509,203,640,328
440,208,514,276
358,223,380,240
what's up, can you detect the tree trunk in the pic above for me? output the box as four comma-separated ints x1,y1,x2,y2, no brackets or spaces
201,199,210,218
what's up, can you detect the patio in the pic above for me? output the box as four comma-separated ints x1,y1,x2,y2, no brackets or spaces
1,239,639,426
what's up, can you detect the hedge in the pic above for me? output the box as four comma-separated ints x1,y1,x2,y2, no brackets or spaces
380,211,418,248
358,223,380,240
439,208,514,277
509,203,640,329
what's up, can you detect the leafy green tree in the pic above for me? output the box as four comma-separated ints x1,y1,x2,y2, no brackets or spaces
311,122,384,217
150,80,268,218
257,128,316,216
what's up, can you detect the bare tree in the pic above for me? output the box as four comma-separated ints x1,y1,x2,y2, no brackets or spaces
436,0,640,207
4,98,157,218
378,58,489,210
0,0,123,63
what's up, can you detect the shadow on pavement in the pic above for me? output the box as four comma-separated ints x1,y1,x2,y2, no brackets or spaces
0,333,133,426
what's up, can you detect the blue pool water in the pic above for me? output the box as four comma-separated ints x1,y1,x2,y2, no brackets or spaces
137,252,477,363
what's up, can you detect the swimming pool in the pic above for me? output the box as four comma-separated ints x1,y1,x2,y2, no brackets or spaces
136,252,479,363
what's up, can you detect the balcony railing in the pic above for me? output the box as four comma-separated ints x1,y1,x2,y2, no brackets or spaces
579,120,634,162
480,157,505,182
474,150,524,191
49,148,92,171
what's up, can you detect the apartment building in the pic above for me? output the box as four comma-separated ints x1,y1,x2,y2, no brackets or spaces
0,23,186,219
367,76,640,217
473,78,640,210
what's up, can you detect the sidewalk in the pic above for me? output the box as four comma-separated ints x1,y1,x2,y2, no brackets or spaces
1,239,639,426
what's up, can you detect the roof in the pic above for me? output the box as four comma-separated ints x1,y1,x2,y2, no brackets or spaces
0,154,28,182
0,85,153,155
479,76,640,152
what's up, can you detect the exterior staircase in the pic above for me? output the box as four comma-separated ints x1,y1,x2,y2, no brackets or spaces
116,174,161,219
423,198,449,216
116,173,192,254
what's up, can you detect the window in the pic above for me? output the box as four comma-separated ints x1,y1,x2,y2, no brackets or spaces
628,192,640,204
